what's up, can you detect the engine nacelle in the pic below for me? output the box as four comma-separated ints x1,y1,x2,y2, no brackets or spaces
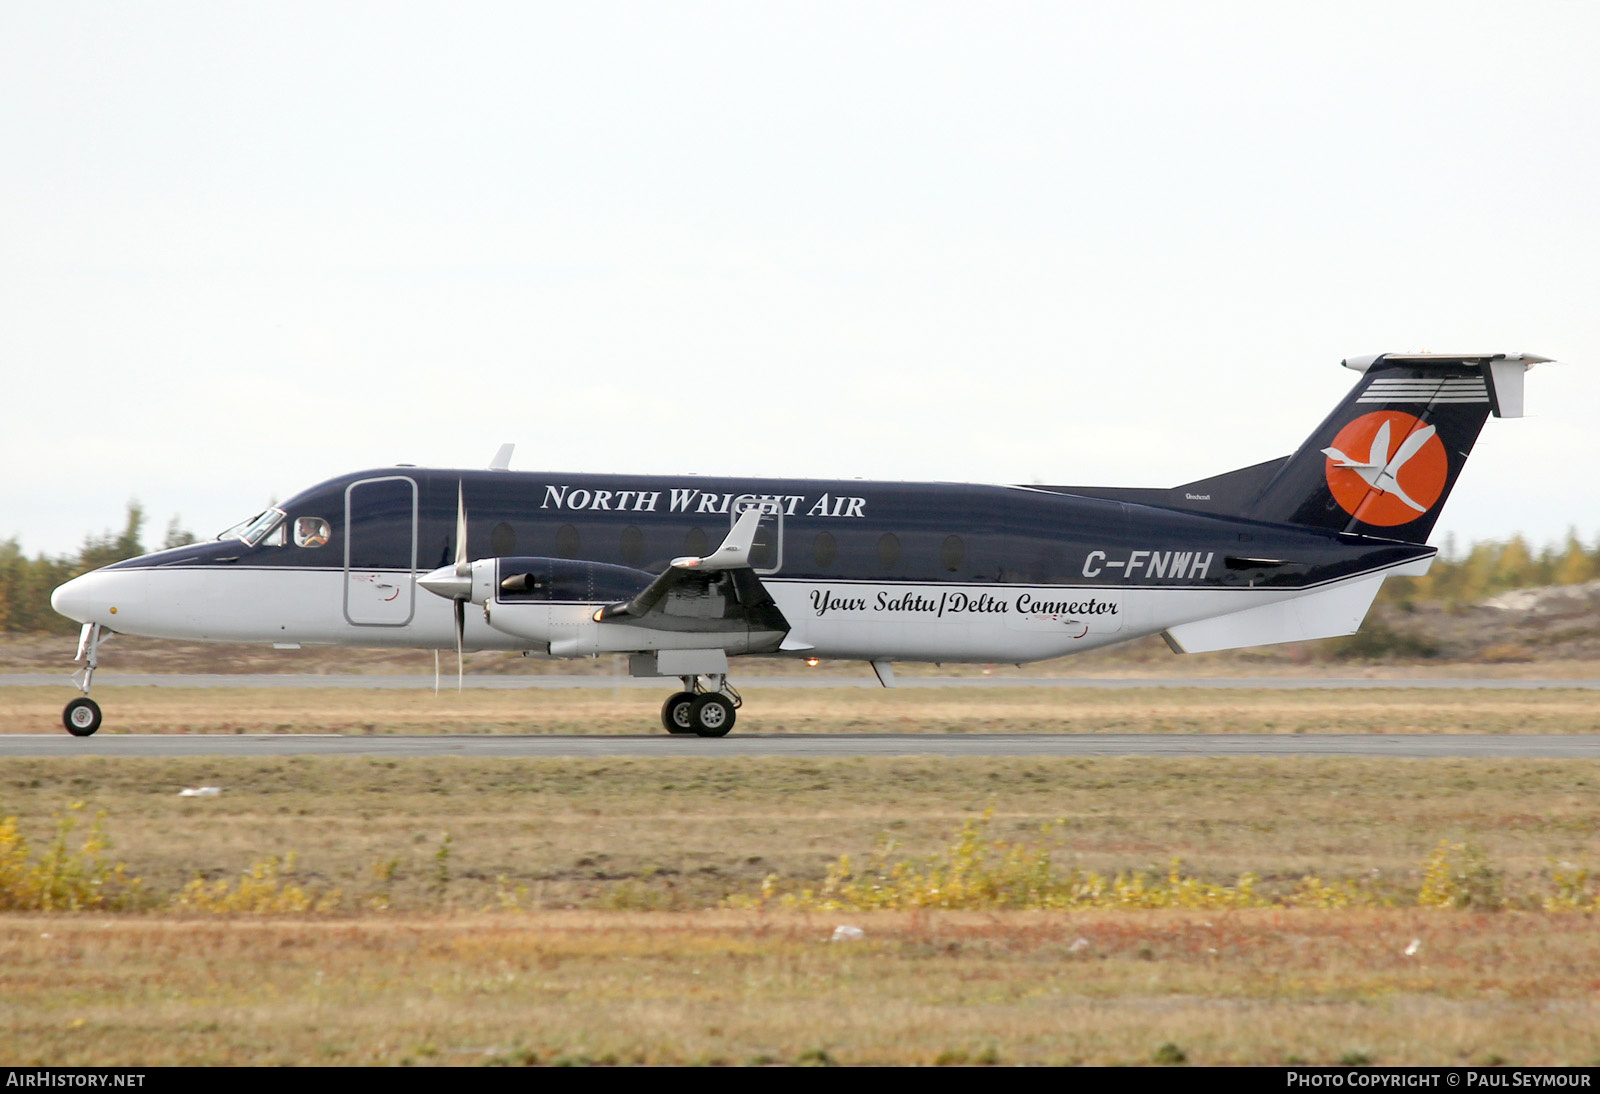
485,556,654,605
476,556,783,656
473,556,647,645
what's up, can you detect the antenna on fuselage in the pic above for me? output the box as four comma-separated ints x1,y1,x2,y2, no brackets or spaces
488,444,514,471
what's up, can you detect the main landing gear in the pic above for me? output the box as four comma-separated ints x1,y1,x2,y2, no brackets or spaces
659,676,741,738
62,622,107,737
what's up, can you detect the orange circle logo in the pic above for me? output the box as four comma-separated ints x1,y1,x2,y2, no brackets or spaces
1322,411,1448,527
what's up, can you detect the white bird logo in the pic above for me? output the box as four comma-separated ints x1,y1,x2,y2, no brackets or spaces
1321,420,1438,513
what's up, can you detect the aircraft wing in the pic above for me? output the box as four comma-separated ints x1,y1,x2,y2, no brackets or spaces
591,507,792,635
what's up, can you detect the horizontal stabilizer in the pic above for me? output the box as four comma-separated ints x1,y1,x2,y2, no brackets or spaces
1161,574,1384,654
1341,352,1550,420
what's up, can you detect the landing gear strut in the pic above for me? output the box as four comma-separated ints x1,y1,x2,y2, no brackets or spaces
63,623,107,737
659,675,740,738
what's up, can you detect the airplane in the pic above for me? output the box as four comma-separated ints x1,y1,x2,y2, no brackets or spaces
48,351,1548,738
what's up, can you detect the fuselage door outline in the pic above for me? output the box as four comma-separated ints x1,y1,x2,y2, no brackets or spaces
342,475,419,627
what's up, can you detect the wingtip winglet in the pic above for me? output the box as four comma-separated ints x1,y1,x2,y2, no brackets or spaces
679,506,764,572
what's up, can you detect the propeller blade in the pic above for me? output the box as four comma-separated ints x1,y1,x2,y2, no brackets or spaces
454,482,469,577
433,649,440,697
454,598,465,692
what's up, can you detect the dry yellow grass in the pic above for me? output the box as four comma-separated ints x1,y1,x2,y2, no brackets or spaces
3,715,1599,1066
1,683,1598,734
2,755,1598,911
4,910,1599,1066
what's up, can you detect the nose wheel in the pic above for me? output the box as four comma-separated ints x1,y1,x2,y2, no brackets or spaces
64,697,103,737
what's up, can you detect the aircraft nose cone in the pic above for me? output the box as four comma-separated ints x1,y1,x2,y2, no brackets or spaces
418,565,471,601
50,567,145,626
50,573,94,624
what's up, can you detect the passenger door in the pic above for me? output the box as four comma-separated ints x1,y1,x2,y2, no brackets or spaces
343,476,418,626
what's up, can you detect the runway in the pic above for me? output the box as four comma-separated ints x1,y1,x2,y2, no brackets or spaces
5,733,1599,758
3,674,1598,690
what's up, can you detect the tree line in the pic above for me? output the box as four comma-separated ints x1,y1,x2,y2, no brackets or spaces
1377,530,1600,610
0,504,1596,634
0,504,195,634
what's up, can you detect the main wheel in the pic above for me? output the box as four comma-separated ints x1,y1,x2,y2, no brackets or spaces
688,694,736,738
63,697,102,737
660,691,698,734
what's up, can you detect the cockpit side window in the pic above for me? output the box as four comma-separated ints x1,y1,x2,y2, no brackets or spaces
294,517,331,548
216,514,256,542
219,508,288,547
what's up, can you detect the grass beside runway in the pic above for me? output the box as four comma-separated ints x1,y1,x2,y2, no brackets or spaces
2,683,1599,735
6,909,1600,1066
5,744,1600,1064
2,753,1598,909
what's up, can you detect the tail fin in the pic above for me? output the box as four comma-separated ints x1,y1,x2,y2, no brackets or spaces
1247,352,1546,543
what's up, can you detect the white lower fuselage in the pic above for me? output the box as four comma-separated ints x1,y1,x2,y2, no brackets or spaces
52,561,1411,665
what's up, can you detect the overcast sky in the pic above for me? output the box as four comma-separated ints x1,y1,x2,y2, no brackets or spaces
3,2,1595,558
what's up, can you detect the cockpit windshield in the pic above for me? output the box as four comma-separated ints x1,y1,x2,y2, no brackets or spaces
216,508,288,547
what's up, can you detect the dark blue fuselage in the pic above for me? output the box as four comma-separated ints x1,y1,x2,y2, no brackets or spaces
116,468,1430,594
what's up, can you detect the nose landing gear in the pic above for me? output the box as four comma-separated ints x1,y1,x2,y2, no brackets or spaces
62,622,107,737
658,675,740,738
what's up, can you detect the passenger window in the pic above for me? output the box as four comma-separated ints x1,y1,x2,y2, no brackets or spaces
292,517,327,548
941,535,964,572
683,527,709,558
491,522,516,557
813,531,837,569
620,526,644,566
877,532,901,571
556,524,580,559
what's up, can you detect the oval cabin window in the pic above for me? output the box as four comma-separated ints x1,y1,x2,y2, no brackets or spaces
941,534,964,572
620,525,644,566
491,522,516,557
812,531,837,569
555,524,580,559
877,532,901,571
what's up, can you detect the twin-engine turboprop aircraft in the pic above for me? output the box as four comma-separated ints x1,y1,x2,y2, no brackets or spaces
50,352,1547,737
